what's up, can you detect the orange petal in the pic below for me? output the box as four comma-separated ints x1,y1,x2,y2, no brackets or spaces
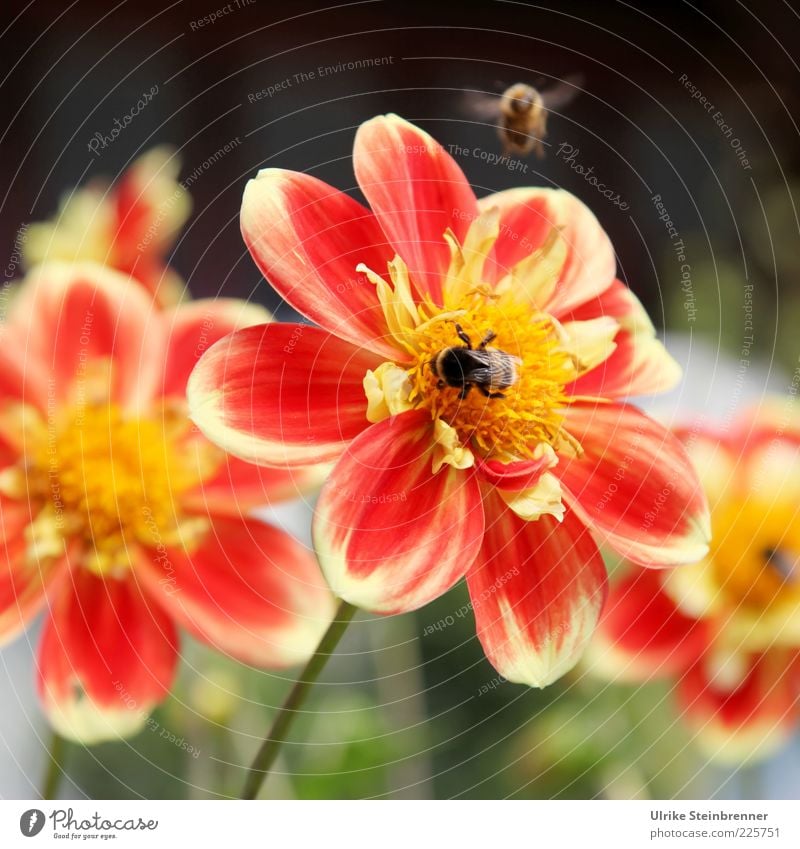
180,454,326,517
565,279,682,398
0,523,70,646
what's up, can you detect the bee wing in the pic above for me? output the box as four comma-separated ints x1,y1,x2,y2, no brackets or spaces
466,366,498,382
478,348,522,365
461,90,502,120
541,73,583,112
463,349,518,387
461,349,497,366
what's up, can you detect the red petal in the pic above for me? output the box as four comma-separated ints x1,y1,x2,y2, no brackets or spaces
0,495,30,546
478,187,615,315
37,568,178,743
187,323,381,466
0,330,48,409
731,405,800,453
676,651,800,763
110,148,187,266
739,425,800,501
108,149,189,307
468,495,607,687
475,454,555,491
160,298,272,399
353,115,479,305
571,332,680,398
313,409,485,614
137,516,335,668
241,169,399,358
557,401,710,566
589,567,709,681
0,524,70,646
10,264,162,410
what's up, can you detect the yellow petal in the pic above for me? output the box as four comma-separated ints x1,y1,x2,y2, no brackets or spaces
704,643,750,691
744,436,800,504
363,362,414,424
444,207,500,303
661,558,724,619
496,227,567,308
558,316,619,374
431,418,474,473
682,435,736,510
498,471,565,522
724,599,800,651
358,257,421,350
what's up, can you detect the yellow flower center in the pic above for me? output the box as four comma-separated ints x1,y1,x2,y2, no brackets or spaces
405,296,576,459
22,403,220,576
360,210,615,464
711,497,800,612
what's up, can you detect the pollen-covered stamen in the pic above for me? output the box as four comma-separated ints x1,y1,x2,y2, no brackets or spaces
20,403,221,576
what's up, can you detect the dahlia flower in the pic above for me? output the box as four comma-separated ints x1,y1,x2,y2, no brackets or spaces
188,115,710,687
23,148,190,306
590,408,800,762
0,263,334,743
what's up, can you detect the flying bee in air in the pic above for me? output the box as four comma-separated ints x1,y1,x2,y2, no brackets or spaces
466,76,582,158
430,324,521,399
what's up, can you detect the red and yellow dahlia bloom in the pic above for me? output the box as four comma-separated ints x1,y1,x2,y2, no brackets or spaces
0,263,334,743
23,148,190,307
590,409,800,762
187,115,710,687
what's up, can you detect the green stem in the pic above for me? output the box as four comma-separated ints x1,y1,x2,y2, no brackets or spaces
41,731,66,800
241,599,356,800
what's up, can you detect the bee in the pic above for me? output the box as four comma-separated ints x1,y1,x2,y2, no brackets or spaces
467,76,582,158
430,324,521,399
764,547,798,583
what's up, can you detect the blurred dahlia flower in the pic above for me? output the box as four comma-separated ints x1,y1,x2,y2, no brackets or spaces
590,407,800,762
188,115,710,687
23,148,190,307
0,263,334,743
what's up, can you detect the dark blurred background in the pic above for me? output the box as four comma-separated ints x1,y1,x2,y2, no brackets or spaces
2,0,800,800
3,0,800,337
